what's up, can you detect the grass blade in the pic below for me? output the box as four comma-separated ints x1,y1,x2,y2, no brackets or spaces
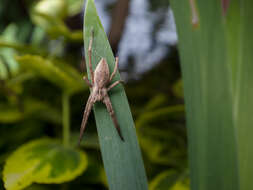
83,0,148,189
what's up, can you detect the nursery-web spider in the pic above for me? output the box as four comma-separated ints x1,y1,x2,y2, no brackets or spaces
78,30,124,145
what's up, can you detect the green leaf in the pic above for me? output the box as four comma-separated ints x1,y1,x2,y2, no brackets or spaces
231,1,253,189
136,105,185,128
150,170,189,190
0,24,20,77
71,132,99,149
81,154,106,185
24,184,53,190
172,79,184,99
16,55,87,95
0,98,61,124
83,0,148,189
3,138,87,190
172,0,253,189
171,181,189,190
136,100,186,166
171,1,239,190
31,0,67,24
0,40,47,56
0,24,47,56
66,0,85,17
143,94,168,112
30,0,83,42
0,57,8,79
31,12,82,42
7,72,35,87
139,131,186,166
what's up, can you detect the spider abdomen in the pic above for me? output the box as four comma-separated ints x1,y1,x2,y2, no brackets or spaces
94,58,110,88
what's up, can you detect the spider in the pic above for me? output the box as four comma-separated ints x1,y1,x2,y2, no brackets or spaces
78,30,124,145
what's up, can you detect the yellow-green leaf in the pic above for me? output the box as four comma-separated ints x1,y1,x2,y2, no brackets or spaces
150,170,189,190
0,99,61,124
3,138,87,190
172,79,184,99
66,0,84,17
16,55,86,94
0,24,20,77
31,0,67,29
0,58,8,79
150,170,179,190
171,180,189,190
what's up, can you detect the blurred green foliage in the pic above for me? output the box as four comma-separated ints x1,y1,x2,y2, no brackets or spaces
0,0,187,189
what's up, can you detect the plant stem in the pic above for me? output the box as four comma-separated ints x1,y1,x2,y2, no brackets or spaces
62,92,70,147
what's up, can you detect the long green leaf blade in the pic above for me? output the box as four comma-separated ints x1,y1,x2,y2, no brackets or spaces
170,1,239,190
83,0,148,190
234,0,253,189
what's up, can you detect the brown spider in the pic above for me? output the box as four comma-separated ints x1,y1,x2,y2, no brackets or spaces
78,31,124,145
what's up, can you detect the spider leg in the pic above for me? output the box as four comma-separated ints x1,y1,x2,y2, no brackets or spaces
88,30,95,84
103,95,124,141
107,80,124,91
109,57,119,82
78,95,94,145
83,76,92,88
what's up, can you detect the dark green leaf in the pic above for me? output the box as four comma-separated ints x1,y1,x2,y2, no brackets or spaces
83,0,148,189
171,1,239,190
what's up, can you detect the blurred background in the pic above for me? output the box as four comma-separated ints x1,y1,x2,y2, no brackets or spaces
0,0,188,189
